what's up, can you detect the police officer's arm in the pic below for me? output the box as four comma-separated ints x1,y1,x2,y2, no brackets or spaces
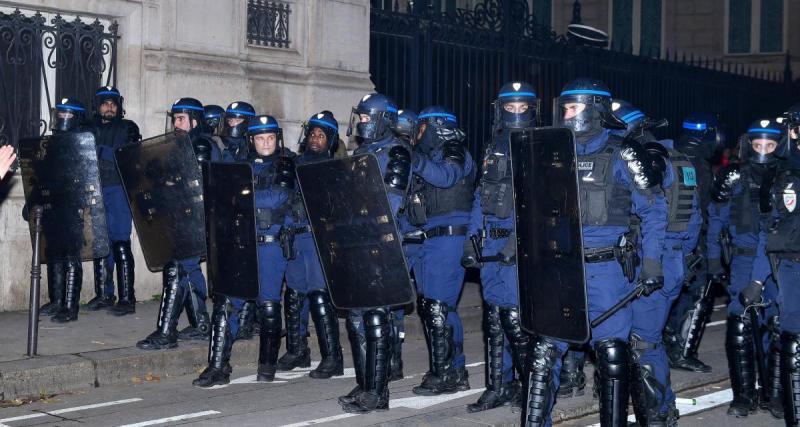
125,121,142,144
615,158,667,278
706,167,738,273
384,145,412,216
412,144,471,188
749,230,772,284
467,186,483,237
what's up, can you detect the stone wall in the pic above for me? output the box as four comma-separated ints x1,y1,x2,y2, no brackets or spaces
0,0,373,311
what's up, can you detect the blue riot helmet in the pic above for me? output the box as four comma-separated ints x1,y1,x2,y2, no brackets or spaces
610,99,646,137
395,109,418,143
303,111,339,157
676,112,725,159
51,97,86,132
93,86,124,120
223,101,256,138
494,81,539,131
553,78,626,142
347,93,398,143
167,97,204,134
415,105,462,154
203,105,225,136
743,119,784,165
247,115,282,157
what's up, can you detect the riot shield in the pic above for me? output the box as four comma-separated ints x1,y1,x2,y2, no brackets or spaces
202,162,259,300
511,127,589,343
115,133,206,271
296,153,414,310
18,132,109,263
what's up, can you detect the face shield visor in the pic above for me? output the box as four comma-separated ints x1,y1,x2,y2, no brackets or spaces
50,108,82,132
347,108,393,142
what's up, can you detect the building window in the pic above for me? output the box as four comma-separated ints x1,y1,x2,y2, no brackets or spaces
726,0,786,54
246,0,291,49
609,0,663,56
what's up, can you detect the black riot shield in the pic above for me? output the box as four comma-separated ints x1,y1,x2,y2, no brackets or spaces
115,133,206,271
511,127,589,344
18,132,109,263
296,153,414,310
202,162,259,300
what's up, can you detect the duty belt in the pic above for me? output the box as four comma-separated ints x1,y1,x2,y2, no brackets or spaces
403,225,468,244
583,246,617,263
291,225,311,234
258,234,279,243
732,247,756,257
488,227,513,239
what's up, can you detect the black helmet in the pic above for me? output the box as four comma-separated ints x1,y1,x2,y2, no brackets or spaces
203,104,225,136
51,97,86,132
303,111,339,157
223,101,256,138
743,119,784,165
676,112,725,160
93,86,124,119
168,97,204,134
395,109,418,143
347,93,398,143
494,81,538,130
554,78,626,141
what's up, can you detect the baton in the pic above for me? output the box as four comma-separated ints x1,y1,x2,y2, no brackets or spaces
27,205,43,357
745,303,769,402
591,285,645,328
471,235,503,263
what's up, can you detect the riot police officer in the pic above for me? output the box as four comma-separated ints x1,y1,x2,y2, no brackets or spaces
707,118,783,417
33,98,87,322
402,106,474,396
338,93,412,413
220,102,255,161
136,98,215,350
523,78,668,426
664,113,726,373
395,109,417,144
203,105,225,136
278,111,345,380
463,82,537,413
85,86,140,316
193,115,294,387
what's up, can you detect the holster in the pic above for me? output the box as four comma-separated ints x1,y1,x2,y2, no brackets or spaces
613,234,640,283
684,250,704,276
280,228,296,260
720,228,732,266
406,191,428,226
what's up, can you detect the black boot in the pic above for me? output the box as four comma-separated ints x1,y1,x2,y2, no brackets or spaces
277,288,311,371
389,310,404,381
781,331,800,427
595,338,631,427
308,290,344,379
109,241,136,316
764,316,784,419
136,262,186,350
339,313,366,405
193,297,234,387
235,301,256,340
630,333,676,427
178,280,211,341
558,350,587,398
86,257,115,310
523,336,563,426
257,300,283,382
41,262,65,316
413,298,458,395
468,304,513,413
52,260,82,323
342,309,390,413
668,285,713,373
417,295,434,381
500,307,529,411
726,315,758,417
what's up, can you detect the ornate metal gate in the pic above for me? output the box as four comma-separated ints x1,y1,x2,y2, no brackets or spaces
0,8,118,149
370,0,799,159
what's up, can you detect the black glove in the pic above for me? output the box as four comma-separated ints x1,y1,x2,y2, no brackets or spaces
739,281,764,306
499,234,516,266
461,238,480,268
279,228,296,260
639,276,664,296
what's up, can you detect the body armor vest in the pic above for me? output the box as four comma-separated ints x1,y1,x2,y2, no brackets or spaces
479,140,514,219
665,148,697,232
577,140,632,227
730,166,764,234
413,164,475,221
766,169,800,256
253,160,287,229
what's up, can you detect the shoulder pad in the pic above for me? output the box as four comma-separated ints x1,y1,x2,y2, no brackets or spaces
385,145,411,190
273,155,296,189
441,138,466,166
620,138,664,190
711,164,741,203
192,137,213,162
125,120,141,143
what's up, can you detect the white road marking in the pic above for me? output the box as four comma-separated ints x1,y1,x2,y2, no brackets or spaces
280,413,359,427
465,361,485,368
0,398,142,424
707,319,726,327
116,410,220,427
204,365,357,389
586,389,733,426
714,304,726,310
